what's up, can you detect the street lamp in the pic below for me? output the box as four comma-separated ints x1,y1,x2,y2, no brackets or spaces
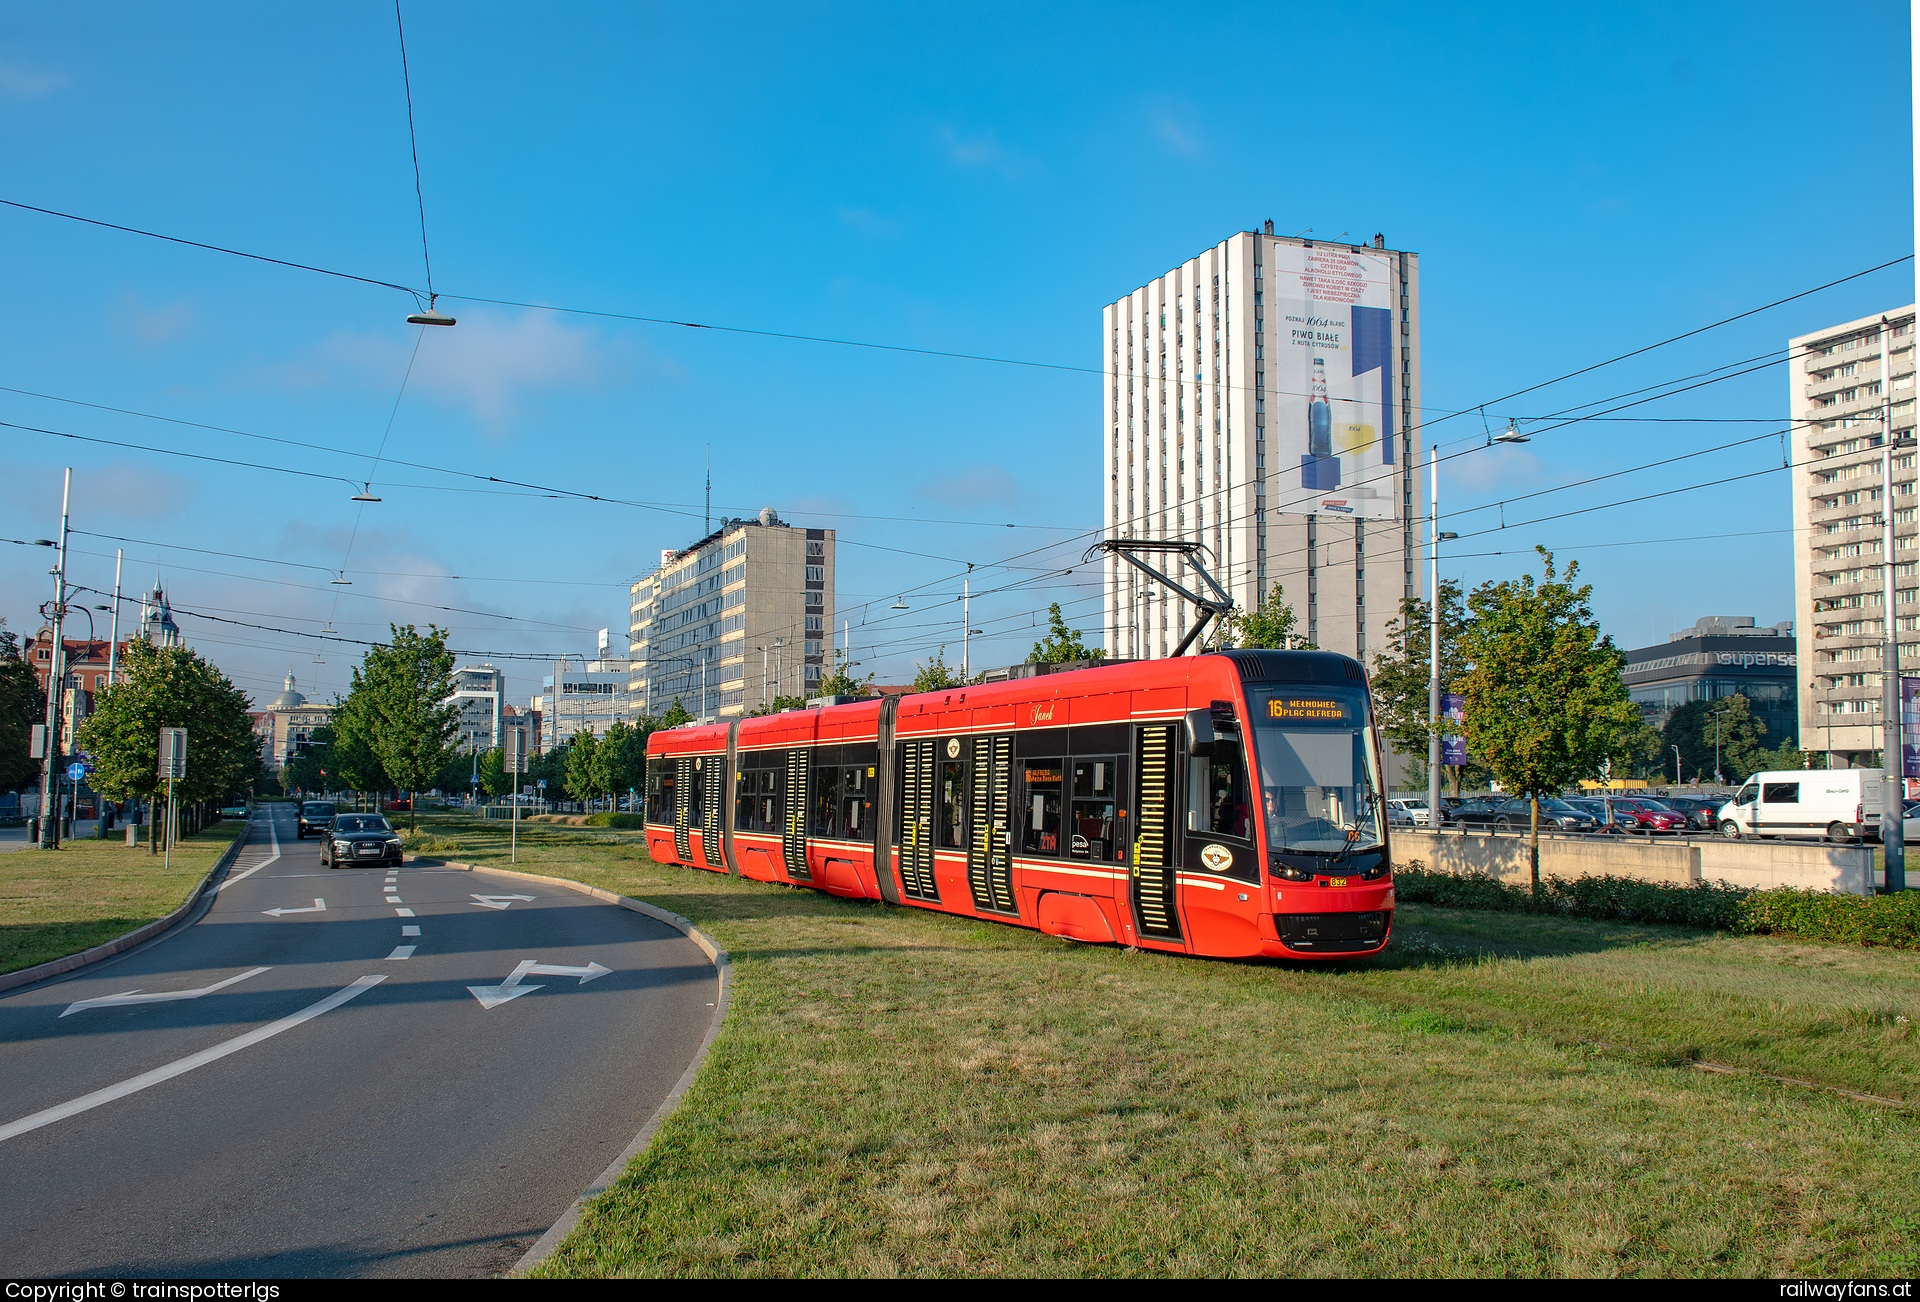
1672,745,1683,785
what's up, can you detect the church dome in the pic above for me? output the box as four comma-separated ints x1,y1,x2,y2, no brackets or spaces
268,673,307,711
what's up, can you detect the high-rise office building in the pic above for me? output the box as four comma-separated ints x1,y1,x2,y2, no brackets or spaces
628,509,834,721
1790,305,1918,765
1101,227,1422,663
449,663,506,753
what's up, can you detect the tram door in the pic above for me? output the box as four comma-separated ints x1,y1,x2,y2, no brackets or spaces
967,734,1017,914
673,756,693,862
1130,723,1182,941
699,759,724,870
900,739,941,901
782,748,812,880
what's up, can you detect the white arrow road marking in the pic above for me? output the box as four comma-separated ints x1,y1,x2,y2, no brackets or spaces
262,899,325,917
3,975,385,1145
467,958,611,1010
60,966,271,1018
469,894,536,910
216,812,282,893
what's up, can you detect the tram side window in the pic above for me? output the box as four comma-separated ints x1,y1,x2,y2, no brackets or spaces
1069,758,1124,862
687,758,706,827
1022,759,1064,855
735,767,779,833
939,757,969,848
842,765,872,839
1187,741,1252,839
645,759,674,823
811,761,842,838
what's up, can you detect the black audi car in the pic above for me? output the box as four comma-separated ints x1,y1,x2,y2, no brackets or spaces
296,800,336,839
322,814,404,868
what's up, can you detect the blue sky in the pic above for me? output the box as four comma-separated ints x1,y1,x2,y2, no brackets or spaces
0,0,1913,708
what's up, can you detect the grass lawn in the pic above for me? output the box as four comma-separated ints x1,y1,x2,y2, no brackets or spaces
407,812,1920,1278
0,821,244,976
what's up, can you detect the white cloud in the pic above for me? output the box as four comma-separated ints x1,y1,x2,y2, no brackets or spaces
1148,100,1203,159
263,307,613,433
0,62,65,99
117,294,195,346
913,465,1020,511
936,126,1034,179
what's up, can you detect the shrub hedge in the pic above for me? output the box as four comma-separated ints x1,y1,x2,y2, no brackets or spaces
1395,863,1919,950
583,812,647,829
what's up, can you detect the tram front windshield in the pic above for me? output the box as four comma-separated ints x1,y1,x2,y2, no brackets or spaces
1244,686,1383,855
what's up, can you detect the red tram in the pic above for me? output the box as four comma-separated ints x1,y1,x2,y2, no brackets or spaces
643,649,1394,960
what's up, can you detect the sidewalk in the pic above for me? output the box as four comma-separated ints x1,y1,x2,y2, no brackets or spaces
0,821,107,852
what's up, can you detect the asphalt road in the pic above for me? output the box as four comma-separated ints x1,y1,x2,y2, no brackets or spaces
0,804,718,1278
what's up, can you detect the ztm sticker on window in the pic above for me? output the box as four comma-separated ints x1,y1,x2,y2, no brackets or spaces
1267,698,1348,722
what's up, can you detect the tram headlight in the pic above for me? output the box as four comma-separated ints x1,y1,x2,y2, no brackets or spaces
1269,858,1314,882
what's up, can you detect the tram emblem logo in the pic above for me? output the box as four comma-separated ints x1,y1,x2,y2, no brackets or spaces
1030,703,1056,724
945,738,961,759
1199,843,1233,872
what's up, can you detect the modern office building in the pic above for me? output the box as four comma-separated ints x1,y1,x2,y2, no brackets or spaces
537,633,632,746
1622,617,1798,744
628,508,833,721
449,663,506,754
1790,305,1918,765
1101,224,1422,663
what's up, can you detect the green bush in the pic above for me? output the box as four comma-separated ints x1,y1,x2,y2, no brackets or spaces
1394,863,1916,949
583,812,647,829
1738,887,1920,950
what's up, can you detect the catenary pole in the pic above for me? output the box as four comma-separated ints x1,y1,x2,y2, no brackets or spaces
1882,313,1907,890
36,468,72,849
106,548,123,685
1426,448,1442,827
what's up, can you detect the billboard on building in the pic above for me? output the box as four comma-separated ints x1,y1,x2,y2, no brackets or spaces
1268,242,1401,520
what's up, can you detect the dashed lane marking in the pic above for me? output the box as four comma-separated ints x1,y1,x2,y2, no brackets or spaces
385,946,416,960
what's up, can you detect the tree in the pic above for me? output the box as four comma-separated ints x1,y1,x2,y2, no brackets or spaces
566,729,600,805
1456,549,1641,891
1604,718,1668,782
1367,581,1467,783
342,624,459,830
912,649,964,693
478,747,508,799
597,718,650,803
326,690,389,797
816,649,874,698
748,694,808,716
1748,739,1809,773
1218,584,1310,651
283,724,334,795
1029,603,1105,664
0,624,44,794
659,698,692,728
1665,694,1768,783
527,740,571,800
77,640,258,852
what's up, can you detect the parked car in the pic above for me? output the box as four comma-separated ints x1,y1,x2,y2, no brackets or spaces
1388,798,1432,828
1581,795,1688,834
296,800,337,839
1656,795,1722,832
217,803,249,818
384,796,412,813
1486,796,1599,832
321,814,404,868
1447,797,1506,828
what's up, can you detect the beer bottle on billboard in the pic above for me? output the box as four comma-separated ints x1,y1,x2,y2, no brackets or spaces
1308,358,1333,457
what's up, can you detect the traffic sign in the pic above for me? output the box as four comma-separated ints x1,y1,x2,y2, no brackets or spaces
158,727,187,779
66,762,86,783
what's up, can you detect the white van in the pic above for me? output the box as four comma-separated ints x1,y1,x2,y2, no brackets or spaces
1717,769,1883,842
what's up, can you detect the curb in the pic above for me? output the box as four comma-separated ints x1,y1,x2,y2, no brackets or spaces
0,817,254,998
414,858,733,1277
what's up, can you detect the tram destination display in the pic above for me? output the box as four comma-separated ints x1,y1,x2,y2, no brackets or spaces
1266,240,1402,520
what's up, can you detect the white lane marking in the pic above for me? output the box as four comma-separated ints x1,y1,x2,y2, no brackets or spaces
467,959,610,1010
263,899,326,917
394,908,414,917
385,946,416,960
1,975,386,1145
400,925,420,937
216,813,283,893
469,894,535,911
60,966,271,1018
